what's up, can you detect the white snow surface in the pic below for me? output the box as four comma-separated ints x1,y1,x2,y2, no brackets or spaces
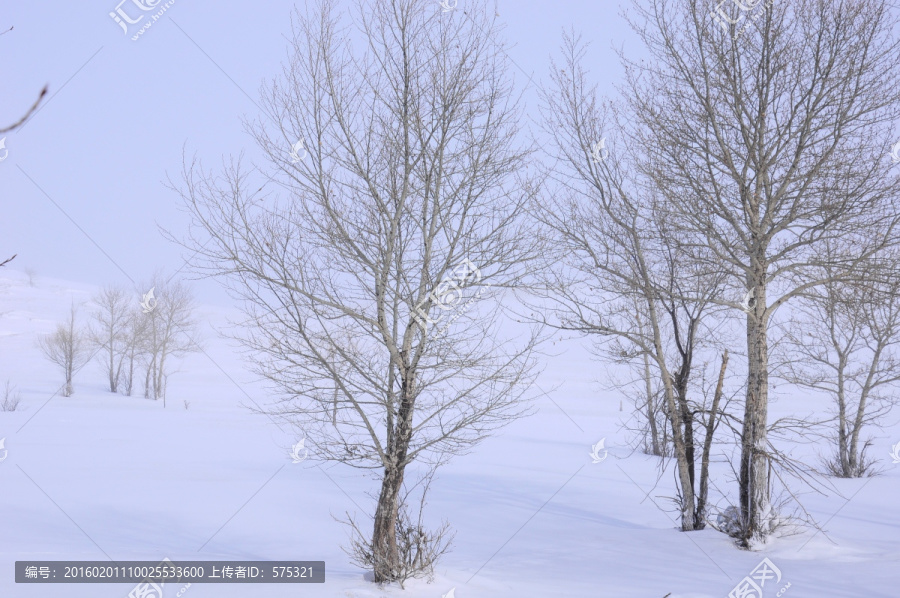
1,270,899,598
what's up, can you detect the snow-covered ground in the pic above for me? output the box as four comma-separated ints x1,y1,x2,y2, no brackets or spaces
1,269,898,598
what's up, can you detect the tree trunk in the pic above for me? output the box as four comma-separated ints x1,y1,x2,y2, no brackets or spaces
848,352,880,477
740,281,771,546
837,390,851,477
643,353,662,456
658,367,697,531
125,348,135,396
144,357,155,399
372,373,416,582
697,350,728,530
65,359,74,397
156,350,168,407
372,459,406,582
675,378,695,498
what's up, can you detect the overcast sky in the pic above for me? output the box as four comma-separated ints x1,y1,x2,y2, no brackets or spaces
1,0,639,305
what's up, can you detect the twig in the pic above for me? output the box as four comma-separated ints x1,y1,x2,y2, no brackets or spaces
1,86,48,133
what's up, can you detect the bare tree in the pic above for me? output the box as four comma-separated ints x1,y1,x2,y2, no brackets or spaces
783,257,900,477
623,0,900,546
89,285,131,393
140,277,199,406
120,307,148,397
170,0,540,582
529,34,728,531
38,303,91,397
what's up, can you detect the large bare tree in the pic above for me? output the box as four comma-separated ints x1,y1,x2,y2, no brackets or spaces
623,0,900,546
171,0,540,582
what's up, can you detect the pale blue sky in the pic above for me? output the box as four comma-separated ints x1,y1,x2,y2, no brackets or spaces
1,0,638,305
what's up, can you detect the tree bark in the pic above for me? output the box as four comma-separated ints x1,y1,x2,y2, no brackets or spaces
740,280,771,546
372,459,406,581
372,373,415,582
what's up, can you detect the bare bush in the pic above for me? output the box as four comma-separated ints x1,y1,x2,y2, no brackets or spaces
341,471,454,588
820,439,879,478
1,381,21,412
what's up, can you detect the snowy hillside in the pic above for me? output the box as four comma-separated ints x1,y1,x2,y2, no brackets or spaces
1,269,899,598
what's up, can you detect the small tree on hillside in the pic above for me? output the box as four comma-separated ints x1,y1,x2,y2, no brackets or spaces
140,277,199,405
120,307,149,397
39,303,91,397
89,285,131,393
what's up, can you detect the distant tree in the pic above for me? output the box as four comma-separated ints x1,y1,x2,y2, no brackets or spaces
89,285,131,393
140,277,199,405
38,303,91,397
120,307,148,397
